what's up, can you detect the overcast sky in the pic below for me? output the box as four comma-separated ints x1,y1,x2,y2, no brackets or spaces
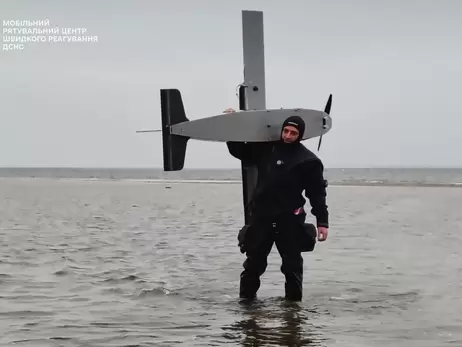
1,0,461,168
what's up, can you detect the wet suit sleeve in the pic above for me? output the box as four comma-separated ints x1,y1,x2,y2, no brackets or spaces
302,160,329,228
226,142,270,166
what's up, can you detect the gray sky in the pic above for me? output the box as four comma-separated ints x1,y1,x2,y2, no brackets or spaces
1,0,461,168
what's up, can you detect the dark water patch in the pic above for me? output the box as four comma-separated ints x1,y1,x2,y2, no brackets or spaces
0,310,55,317
54,269,71,276
100,274,143,284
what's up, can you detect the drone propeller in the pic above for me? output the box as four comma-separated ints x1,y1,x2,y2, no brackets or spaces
317,94,332,151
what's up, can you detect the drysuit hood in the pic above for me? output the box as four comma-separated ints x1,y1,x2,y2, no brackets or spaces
281,115,305,143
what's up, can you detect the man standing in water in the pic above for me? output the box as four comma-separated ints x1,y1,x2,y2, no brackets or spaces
224,108,329,301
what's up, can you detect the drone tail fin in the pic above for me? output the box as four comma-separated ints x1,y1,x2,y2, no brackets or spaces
160,89,190,171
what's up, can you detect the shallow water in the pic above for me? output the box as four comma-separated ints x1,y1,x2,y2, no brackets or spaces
1,179,461,346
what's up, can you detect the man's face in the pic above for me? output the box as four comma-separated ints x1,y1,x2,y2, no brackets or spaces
281,125,299,143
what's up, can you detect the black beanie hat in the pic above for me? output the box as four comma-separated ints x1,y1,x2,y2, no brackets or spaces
281,115,305,140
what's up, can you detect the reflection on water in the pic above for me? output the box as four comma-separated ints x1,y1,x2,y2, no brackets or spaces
222,298,327,346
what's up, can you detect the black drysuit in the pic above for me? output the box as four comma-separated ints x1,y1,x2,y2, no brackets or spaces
226,116,329,301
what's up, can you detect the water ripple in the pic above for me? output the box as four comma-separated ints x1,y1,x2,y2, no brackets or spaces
0,179,461,346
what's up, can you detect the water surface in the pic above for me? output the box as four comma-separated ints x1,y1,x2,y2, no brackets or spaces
1,178,461,346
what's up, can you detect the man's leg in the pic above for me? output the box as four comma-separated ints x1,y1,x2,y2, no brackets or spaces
275,221,304,301
239,224,274,299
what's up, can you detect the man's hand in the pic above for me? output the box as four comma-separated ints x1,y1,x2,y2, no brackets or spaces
317,226,328,241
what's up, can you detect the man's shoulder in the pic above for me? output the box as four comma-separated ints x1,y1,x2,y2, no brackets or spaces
297,143,321,162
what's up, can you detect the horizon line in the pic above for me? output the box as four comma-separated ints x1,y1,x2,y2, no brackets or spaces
1,166,462,170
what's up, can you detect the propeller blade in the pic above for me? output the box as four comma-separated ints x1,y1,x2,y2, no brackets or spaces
317,125,324,151
317,94,332,151
324,94,332,115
